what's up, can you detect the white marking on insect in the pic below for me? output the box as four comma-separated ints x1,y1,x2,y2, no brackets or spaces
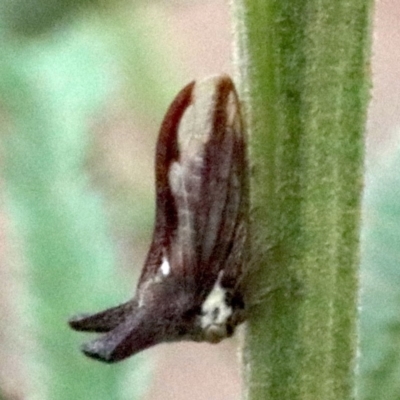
160,256,170,276
169,162,192,234
138,255,171,307
226,91,242,136
169,163,186,197
178,83,213,148
200,272,232,330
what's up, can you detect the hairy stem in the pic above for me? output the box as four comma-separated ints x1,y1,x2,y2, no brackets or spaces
231,0,373,399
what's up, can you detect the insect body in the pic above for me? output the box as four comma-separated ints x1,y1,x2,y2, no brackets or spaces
69,75,248,363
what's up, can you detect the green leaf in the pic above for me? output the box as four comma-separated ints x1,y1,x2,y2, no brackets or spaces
0,19,148,400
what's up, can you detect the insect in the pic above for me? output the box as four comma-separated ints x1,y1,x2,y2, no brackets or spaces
69,74,249,363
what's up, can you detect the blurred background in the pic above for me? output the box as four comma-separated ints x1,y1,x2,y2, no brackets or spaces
0,1,398,399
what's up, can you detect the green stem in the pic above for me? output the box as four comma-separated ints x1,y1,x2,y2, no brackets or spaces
231,1,373,399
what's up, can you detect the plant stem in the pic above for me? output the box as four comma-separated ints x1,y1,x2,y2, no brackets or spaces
230,0,373,399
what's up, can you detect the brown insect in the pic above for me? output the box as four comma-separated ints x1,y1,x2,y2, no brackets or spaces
69,75,249,363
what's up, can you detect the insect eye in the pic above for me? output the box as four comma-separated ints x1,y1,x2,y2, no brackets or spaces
231,293,245,310
177,306,202,336
224,290,234,305
183,305,202,319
